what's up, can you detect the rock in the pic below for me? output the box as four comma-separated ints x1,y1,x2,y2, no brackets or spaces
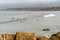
0,34,14,40
2,34,14,40
16,32,36,40
56,32,60,37
0,34,3,40
49,36,59,40
36,36,48,40
42,29,50,31
49,32,60,40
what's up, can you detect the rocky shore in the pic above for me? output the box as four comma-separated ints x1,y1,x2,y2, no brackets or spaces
0,32,60,40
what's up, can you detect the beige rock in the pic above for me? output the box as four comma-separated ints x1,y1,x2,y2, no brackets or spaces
0,34,3,40
36,36,48,40
16,32,36,40
49,36,59,40
2,34,14,40
49,32,60,40
56,32,60,37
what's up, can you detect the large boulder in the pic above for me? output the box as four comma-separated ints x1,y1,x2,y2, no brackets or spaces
49,32,60,40
3,34,14,40
0,34,3,40
0,34,14,40
36,36,48,40
56,32,60,38
16,32,36,40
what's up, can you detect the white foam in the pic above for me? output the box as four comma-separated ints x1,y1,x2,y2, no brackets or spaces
43,14,55,17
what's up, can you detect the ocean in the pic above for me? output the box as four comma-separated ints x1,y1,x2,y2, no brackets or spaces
0,11,60,37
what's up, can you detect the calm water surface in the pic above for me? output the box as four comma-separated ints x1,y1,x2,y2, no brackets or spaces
0,11,60,37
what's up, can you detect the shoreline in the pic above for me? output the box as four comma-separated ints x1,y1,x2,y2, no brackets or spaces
0,7,60,11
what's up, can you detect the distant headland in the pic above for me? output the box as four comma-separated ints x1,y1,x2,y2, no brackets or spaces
0,7,60,11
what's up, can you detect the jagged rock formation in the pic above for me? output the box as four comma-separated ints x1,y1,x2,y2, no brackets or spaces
16,32,36,40
49,32,60,40
0,34,14,40
36,36,48,40
0,32,60,40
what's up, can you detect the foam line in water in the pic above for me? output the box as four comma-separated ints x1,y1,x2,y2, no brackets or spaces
43,14,55,17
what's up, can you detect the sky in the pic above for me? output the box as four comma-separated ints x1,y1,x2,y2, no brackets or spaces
0,0,59,4
0,0,60,8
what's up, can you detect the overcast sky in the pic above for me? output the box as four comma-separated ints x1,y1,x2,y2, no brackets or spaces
0,0,59,4
0,0,60,8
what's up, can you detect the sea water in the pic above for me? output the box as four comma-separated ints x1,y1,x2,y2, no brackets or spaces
0,11,60,37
